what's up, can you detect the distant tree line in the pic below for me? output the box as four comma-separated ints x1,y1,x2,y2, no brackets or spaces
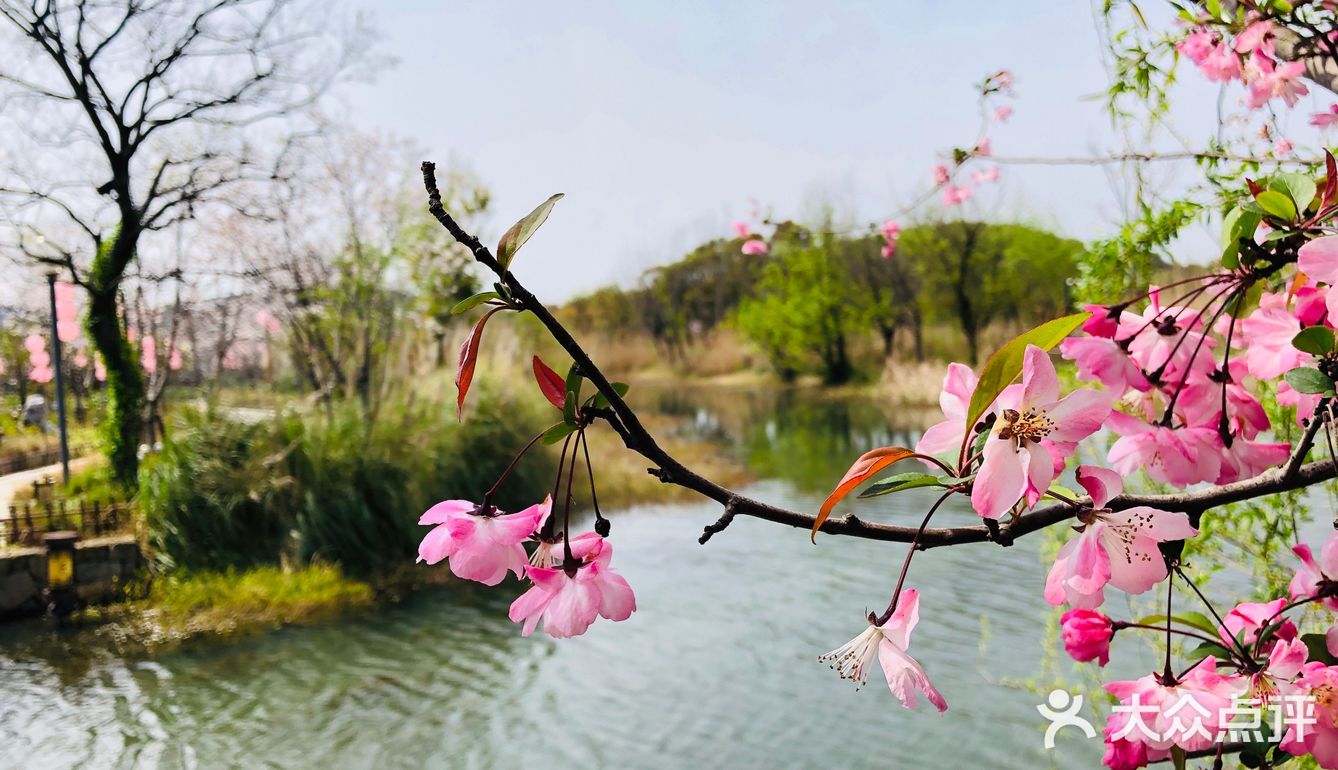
559,220,1086,384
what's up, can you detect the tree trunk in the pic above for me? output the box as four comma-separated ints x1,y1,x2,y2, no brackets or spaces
878,324,897,359
86,227,145,489
86,286,144,488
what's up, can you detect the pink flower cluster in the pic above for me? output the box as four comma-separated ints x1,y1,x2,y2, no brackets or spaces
1178,18,1308,110
417,495,636,639
1067,531,1338,769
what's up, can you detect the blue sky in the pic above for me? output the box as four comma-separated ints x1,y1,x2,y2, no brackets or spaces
343,2,1330,301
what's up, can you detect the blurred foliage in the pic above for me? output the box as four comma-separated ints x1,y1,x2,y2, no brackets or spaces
561,220,1082,381
141,380,555,576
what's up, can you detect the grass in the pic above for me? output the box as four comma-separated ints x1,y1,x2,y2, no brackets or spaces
143,563,374,633
70,563,376,654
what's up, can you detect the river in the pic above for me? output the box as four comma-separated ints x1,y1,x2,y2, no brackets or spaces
0,385,1248,768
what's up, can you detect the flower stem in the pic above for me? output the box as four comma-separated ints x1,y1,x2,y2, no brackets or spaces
876,489,955,626
485,425,554,504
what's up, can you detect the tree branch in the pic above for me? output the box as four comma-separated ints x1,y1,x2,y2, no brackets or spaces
421,160,1337,549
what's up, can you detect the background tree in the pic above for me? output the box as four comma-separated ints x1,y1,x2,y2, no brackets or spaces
0,0,373,486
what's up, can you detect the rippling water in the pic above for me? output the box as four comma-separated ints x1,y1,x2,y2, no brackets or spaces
0,386,1201,769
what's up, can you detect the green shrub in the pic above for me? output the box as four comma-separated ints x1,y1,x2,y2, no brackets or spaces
141,381,555,575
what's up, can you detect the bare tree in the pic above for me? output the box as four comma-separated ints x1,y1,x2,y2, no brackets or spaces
0,0,374,485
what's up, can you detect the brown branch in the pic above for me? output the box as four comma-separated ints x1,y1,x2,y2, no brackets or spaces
421,160,1338,549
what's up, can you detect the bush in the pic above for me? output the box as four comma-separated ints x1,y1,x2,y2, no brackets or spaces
141,381,555,575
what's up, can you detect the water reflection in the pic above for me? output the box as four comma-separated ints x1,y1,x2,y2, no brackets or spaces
0,386,1113,769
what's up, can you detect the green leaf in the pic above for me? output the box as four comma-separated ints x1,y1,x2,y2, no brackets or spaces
1220,206,1261,269
451,291,500,315
562,363,582,424
1256,190,1298,221
496,193,564,269
1184,640,1234,663
591,381,630,410
1271,172,1318,214
541,422,576,445
1303,633,1338,666
1292,326,1336,356
857,472,950,498
1285,366,1336,395
963,313,1091,448
1134,612,1219,636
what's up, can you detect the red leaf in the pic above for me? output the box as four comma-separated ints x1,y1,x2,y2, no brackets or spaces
455,307,504,420
1324,151,1337,208
1246,178,1264,198
812,446,914,542
532,355,566,409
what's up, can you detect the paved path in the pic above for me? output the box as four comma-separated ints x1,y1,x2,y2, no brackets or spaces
0,455,103,513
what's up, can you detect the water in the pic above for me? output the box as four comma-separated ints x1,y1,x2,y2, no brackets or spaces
1,386,1188,768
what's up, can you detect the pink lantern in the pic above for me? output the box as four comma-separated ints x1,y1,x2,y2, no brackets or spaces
57,320,80,343
23,334,45,354
141,336,157,374
29,366,53,384
73,352,88,368
168,348,183,371
28,350,50,369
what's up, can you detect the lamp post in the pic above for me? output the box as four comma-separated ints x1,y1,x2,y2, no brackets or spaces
45,273,70,484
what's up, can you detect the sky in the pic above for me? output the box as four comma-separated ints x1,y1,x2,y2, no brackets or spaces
337,2,1327,301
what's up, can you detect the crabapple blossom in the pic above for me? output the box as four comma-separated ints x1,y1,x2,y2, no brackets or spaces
1275,138,1294,157
1060,608,1112,666
993,105,1012,122
1290,532,1338,612
970,346,1108,520
818,588,947,712
417,496,550,585
1044,466,1197,609
1103,658,1241,758
1279,662,1338,767
1220,598,1294,648
1313,105,1338,128
740,238,768,255
508,531,635,638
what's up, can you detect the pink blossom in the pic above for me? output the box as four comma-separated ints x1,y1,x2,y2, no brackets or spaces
1220,598,1290,647
879,220,900,258
974,138,992,157
941,185,971,206
993,105,1013,123
1081,304,1126,339
1216,438,1289,484
1246,636,1307,700
1290,533,1338,611
1280,662,1338,766
508,532,635,638
1106,411,1223,487
933,164,950,185
1177,30,1217,66
418,497,550,586
1060,608,1112,666
731,220,750,239
971,166,999,185
818,588,947,711
1299,236,1338,322
1044,465,1196,608
1103,659,1241,757
1245,53,1308,109
1060,336,1149,393
1312,105,1338,128
916,362,987,458
1117,292,1217,382
971,346,1109,520
1199,39,1243,82
1234,19,1275,55
740,238,768,255
1275,138,1294,157
1237,292,1311,379
169,348,183,371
